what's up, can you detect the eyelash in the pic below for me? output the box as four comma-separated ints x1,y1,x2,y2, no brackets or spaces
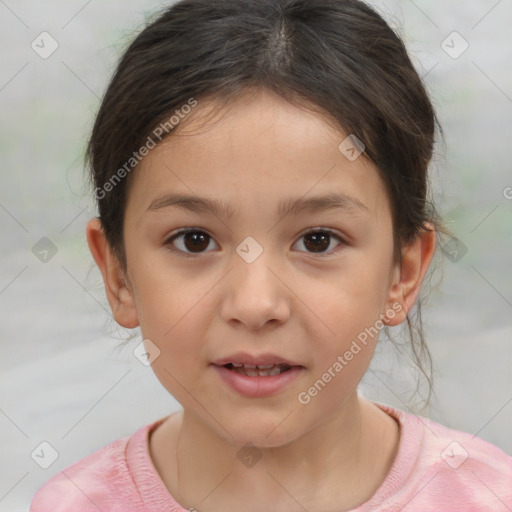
163,227,347,258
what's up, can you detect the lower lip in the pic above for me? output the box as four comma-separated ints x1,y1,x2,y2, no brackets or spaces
212,365,304,398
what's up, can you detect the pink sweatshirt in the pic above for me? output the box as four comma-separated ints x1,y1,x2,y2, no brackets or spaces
30,402,512,511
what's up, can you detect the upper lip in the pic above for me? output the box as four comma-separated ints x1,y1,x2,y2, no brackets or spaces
212,352,303,367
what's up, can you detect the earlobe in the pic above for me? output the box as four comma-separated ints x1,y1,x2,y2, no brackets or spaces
383,225,436,326
85,217,139,329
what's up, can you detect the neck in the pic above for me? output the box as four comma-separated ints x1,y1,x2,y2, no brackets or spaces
162,394,398,511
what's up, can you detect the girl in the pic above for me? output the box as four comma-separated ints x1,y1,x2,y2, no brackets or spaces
31,0,511,510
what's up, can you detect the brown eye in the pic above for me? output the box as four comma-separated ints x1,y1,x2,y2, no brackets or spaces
303,232,330,252
165,229,217,255
294,229,345,255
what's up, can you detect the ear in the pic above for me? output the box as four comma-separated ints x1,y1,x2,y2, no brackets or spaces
383,224,436,326
85,217,139,329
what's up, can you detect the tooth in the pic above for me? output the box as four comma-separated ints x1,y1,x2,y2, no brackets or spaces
244,364,257,369
256,364,275,369
231,363,243,367
231,365,287,377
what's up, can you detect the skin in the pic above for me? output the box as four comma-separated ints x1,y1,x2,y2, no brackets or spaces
86,88,436,512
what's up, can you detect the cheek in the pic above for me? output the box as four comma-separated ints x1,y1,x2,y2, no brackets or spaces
297,261,392,399
134,276,213,405
130,250,207,331
296,289,381,413
305,262,391,341
130,261,214,375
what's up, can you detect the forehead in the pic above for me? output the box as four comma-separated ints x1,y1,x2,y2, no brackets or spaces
126,89,391,223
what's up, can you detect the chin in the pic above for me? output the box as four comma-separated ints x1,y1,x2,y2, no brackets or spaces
216,408,303,449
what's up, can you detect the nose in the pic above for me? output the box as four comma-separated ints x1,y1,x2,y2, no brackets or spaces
219,247,291,331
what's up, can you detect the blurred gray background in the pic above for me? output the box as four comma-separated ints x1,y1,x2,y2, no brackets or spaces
1,1,511,511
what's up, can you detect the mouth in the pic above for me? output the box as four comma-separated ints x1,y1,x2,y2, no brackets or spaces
221,362,294,377
211,355,305,398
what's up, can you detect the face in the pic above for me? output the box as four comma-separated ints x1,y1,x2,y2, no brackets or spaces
118,89,402,446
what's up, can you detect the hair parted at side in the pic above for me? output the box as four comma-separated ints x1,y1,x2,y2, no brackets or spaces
87,0,448,408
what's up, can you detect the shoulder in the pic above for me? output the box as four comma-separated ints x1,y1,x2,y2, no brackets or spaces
29,425,149,512
394,405,512,509
416,412,512,475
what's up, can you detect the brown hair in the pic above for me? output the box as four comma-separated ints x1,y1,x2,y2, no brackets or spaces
87,0,448,407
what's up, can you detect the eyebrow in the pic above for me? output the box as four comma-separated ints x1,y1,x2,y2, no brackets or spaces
146,192,369,219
